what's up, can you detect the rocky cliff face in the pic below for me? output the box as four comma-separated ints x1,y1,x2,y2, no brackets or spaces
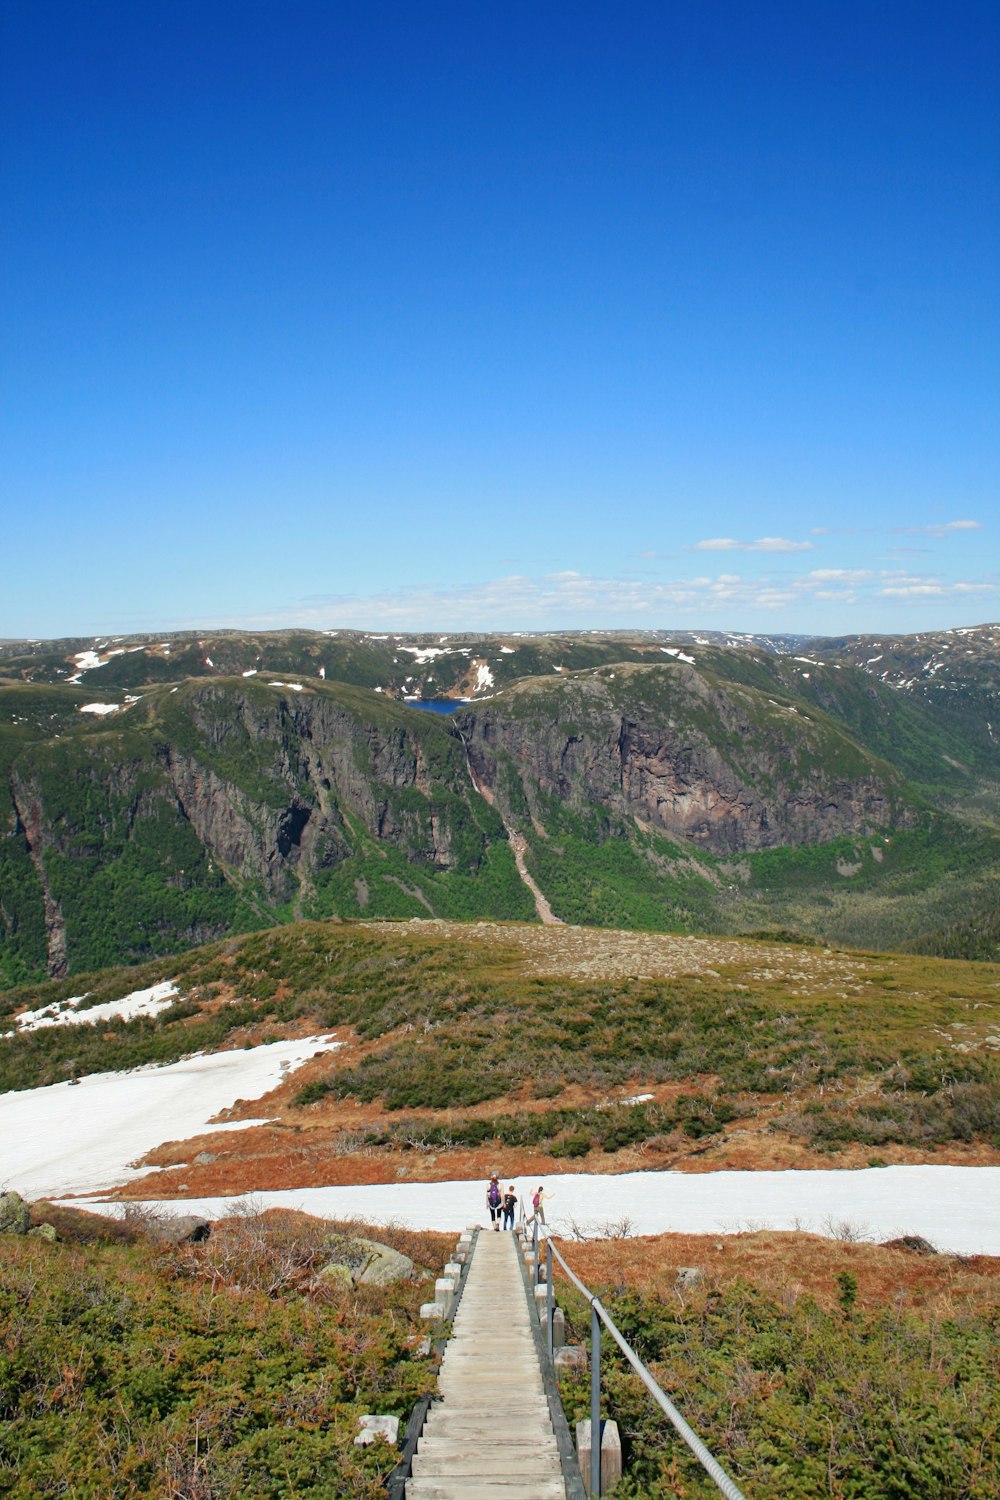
159,682,482,885
0,679,509,975
459,664,914,854
8,775,68,977
0,658,973,982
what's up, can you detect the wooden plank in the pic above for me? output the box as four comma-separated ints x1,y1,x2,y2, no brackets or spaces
406,1232,568,1498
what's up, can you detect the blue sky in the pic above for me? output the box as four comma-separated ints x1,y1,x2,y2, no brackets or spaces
2,2,997,639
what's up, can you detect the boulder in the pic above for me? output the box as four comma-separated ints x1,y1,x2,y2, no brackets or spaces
355,1414,400,1448
676,1266,704,1289
317,1262,354,1289
554,1345,587,1373
0,1192,29,1236
352,1238,414,1286
27,1223,58,1242
883,1235,938,1257
149,1214,211,1246
318,1235,414,1287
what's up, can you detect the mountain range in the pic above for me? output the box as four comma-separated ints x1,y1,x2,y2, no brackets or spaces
1,623,998,982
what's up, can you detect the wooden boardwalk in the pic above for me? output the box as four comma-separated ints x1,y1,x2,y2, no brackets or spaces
406,1230,568,1499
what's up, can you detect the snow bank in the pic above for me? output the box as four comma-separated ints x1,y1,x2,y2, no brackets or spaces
0,1035,338,1199
15,980,179,1032
79,703,120,716
77,1166,1000,1256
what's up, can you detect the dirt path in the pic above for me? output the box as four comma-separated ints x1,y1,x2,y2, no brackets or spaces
507,829,562,924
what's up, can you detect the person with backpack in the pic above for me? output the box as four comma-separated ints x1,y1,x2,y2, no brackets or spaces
486,1174,502,1230
527,1184,549,1231
502,1183,517,1230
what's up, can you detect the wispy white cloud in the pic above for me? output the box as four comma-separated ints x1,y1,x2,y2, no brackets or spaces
879,579,993,599
693,536,813,553
211,564,995,635
799,569,874,583
892,519,982,538
198,551,1000,636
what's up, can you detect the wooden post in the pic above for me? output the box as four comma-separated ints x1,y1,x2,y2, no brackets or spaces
576,1419,622,1496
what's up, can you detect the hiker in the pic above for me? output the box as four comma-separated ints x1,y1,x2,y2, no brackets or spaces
502,1182,517,1230
527,1184,549,1230
486,1173,503,1230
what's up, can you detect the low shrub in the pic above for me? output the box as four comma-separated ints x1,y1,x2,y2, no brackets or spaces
556,1278,1000,1498
0,1210,443,1499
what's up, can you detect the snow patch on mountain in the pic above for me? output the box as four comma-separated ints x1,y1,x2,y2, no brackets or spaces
0,1035,339,1199
15,981,180,1032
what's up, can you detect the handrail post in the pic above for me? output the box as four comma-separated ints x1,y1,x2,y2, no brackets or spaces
590,1301,601,1497
532,1214,539,1278
546,1239,554,1360
547,1236,746,1500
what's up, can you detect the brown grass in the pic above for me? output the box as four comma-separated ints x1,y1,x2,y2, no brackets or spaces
551,1227,1000,1317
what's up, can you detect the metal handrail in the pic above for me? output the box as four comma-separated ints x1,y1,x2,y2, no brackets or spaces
541,1234,747,1500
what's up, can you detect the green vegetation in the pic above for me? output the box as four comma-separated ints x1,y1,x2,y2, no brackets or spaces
3,920,998,1156
521,804,721,933
0,995,266,1095
304,811,534,926
557,1277,999,1498
2,626,999,981
908,881,1000,963
297,1096,744,1156
0,1208,445,1499
775,1075,1000,1152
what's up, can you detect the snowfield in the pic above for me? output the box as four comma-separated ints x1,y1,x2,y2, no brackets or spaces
1,1032,997,1252
14,981,180,1032
80,1166,1000,1255
0,1035,338,1199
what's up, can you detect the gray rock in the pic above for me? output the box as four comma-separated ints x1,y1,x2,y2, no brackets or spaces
883,1235,938,1257
554,1345,587,1372
354,1414,400,1448
27,1223,58,1242
318,1235,414,1287
357,1240,413,1286
317,1262,354,1289
0,1192,29,1235
194,1152,217,1165
676,1266,704,1289
148,1214,211,1246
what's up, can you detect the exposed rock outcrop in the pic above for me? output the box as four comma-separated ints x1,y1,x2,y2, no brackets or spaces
317,1235,414,1286
459,665,914,854
0,1191,30,1235
8,778,68,977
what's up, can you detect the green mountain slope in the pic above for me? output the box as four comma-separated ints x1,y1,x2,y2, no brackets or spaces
0,677,533,982
2,625,998,981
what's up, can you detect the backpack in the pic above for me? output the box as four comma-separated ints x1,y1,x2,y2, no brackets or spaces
488,1182,501,1207
532,1191,540,1211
